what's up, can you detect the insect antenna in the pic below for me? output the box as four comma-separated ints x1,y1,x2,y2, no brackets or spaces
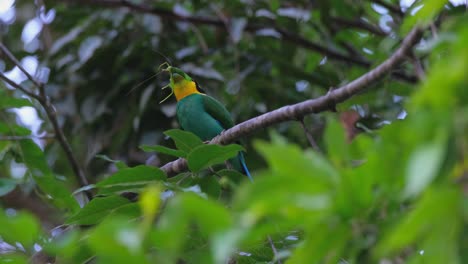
125,71,162,96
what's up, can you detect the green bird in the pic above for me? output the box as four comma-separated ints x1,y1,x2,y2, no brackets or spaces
161,65,252,181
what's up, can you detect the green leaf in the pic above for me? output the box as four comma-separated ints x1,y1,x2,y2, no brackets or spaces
153,193,232,262
254,133,339,186
376,188,461,262
87,217,149,264
288,223,351,263
139,184,162,231
0,91,33,109
403,132,447,198
324,116,348,166
164,129,203,154
72,184,96,195
217,169,245,184
66,195,134,225
0,253,29,264
139,144,186,158
199,176,221,199
402,0,447,32
19,140,79,212
0,210,41,249
95,154,128,169
45,230,83,262
0,178,17,196
96,165,166,194
187,144,244,172
0,123,31,136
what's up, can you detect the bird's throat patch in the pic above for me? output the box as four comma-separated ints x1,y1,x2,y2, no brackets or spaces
174,80,202,101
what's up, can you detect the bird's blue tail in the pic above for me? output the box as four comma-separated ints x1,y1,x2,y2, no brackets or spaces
238,152,253,182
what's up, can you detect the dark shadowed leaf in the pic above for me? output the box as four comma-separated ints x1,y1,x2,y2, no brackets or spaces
96,165,166,194
199,176,221,199
0,178,17,196
139,144,186,158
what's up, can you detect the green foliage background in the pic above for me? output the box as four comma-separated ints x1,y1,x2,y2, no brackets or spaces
0,0,467,263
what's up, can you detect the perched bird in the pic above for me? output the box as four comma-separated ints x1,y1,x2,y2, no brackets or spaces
161,65,252,181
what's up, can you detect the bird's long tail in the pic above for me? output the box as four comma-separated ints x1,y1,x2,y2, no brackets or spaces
237,152,253,182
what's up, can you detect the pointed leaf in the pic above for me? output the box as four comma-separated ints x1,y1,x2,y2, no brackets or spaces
96,165,166,194
140,144,186,158
87,217,148,263
164,129,203,154
66,196,134,225
19,140,79,212
187,144,244,172
403,133,447,198
0,123,31,136
0,178,17,196
0,91,33,109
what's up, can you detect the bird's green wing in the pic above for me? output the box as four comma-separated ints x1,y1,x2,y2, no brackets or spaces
201,94,235,129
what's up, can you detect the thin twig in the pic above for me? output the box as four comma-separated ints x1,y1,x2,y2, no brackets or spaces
189,25,209,54
0,43,42,88
161,27,424,176
268,236,282,264
42,103,91,196
409,52,426,80
430,22,439,39
66,0,370,67
0,73,42,101
0,42,92,200
298,118,322,153
67,0,418,83
330,16,387,36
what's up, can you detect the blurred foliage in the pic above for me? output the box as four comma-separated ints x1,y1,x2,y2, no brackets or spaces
0,0,467,263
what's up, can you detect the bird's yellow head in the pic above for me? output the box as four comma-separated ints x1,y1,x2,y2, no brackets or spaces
159,63,202,102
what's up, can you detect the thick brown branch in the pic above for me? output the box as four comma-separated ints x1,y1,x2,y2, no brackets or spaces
161,27,424,176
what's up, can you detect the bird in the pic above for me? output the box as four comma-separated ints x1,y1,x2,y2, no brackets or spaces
160,64,252,181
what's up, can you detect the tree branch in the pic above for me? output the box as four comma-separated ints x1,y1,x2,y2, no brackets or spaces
161,27,424,176
0,43,42,88
330,16,387,36
298,118,322,153
66,0,371,67
66,0,420,83
0,73,42,101
0,43,92,200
